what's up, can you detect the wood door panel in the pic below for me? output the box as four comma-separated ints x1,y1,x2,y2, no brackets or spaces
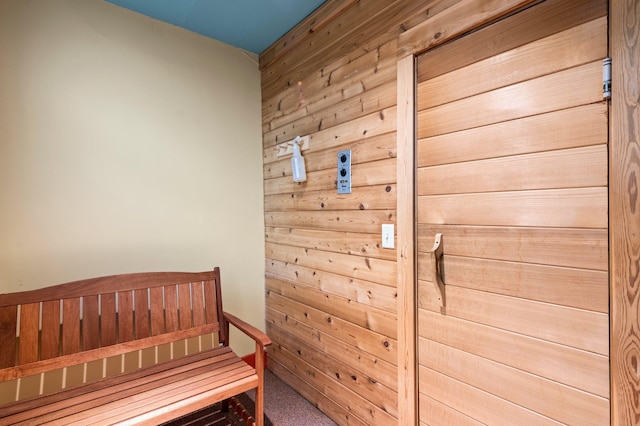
418,17,607,110
417,103,608,168
416,224,608,271
416,0,607,82
417,253,608,312
418,309,609,397
415,1,609,423
417,283,608,355
418,338,609,426
419,392,483,426
418,61,603,139
419,366,563,425
417,145,607,195
417,187,607,228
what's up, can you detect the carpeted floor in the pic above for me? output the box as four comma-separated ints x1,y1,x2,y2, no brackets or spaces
246,369,337,426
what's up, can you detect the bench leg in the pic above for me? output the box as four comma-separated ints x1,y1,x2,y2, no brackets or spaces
255,342,265,426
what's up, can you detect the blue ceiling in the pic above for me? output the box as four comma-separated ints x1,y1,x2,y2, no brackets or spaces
105,0,327,55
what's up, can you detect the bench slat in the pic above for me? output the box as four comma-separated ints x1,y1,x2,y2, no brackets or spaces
118,291,134,343
100,293,117,347
18,303,40,364
134,289,150,339
0,306,17,368
149,287,164,336
83,296,100,351
41,300,61,360
62,299,80,355
204,279,225,343
178,283,191,330
192,282,206,327
164,285,178,333
203,280,217,325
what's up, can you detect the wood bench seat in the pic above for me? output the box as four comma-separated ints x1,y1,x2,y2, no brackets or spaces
0,268,271,426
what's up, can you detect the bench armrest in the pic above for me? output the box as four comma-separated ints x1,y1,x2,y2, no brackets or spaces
223,312,272,348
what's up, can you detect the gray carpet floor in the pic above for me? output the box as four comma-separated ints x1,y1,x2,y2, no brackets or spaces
246,369,337,426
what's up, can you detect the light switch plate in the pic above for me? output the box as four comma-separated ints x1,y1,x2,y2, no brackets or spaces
382,224,394,249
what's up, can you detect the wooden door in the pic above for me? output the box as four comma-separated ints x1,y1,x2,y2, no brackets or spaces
415,0,609,424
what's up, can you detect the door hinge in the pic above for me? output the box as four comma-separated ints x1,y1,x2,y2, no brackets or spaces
603,57,611,99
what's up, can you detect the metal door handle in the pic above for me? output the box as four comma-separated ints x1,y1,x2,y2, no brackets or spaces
430,233,445,306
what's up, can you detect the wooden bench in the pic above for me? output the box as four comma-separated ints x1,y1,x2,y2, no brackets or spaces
0,267,271,425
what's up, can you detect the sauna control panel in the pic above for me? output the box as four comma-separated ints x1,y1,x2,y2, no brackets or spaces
337,149,352,194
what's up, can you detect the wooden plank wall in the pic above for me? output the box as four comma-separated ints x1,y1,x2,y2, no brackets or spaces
260,1,545,424
261,2,431,424
261,0,638,424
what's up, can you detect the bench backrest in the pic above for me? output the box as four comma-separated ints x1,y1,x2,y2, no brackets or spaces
0,268,225,381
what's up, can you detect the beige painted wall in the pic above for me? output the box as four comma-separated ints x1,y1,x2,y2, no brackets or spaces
0,0,264,355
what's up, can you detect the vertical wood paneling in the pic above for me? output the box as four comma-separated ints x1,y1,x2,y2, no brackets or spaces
610,0,640,423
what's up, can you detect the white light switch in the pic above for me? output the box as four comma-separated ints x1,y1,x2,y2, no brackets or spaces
382,224,394,249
